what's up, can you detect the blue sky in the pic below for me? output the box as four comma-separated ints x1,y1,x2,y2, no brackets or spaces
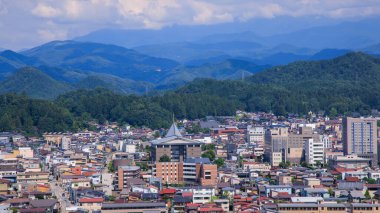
1,0,380,50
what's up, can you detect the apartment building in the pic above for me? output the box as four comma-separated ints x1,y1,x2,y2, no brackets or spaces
305,138,324,165
116,166,141,189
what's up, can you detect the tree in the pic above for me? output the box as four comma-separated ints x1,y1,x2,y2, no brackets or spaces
136,162,148,171
202,144,215,151
365,189,371,199
328,188,334,196
107,161,115,173
202,150,216,161
279,161,291,169
214,158,225,168
159,154,171,162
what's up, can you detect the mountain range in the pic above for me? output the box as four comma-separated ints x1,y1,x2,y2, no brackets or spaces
0,39,379,99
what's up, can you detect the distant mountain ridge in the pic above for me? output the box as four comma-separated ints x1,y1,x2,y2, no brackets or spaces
177,52,380,115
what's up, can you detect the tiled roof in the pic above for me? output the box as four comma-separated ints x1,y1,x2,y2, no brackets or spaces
78,198,104,203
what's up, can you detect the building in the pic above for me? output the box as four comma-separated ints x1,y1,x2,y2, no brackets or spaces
343,117,378,166
264,127,288,166
287,127,321,165
61,136,71,150
101,202,167,213
276,203,347,213
305,138,324,165
247,126,265,146
17,172,49,184
151,123,203,162
153,158,217,186
18,147,33,158
178,186,215,204
116,166,141,189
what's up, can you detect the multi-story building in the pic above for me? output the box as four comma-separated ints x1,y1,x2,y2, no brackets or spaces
17,172,49,184
178,186,216,204
287,127,321,165
343,117,378,166
151,123,203,162
305,138,324,165
116,166,141,189
264,126,288,166
247,126,265,146
153,158,217,186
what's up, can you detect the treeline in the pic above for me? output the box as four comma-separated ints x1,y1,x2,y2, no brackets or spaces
176,52,380,116
2,52,380,135
0,88,241,135
0,93,76,135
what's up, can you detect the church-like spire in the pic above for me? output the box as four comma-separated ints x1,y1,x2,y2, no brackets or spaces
165,116,182,137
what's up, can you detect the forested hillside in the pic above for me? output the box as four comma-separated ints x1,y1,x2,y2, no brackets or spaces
1,52,380,135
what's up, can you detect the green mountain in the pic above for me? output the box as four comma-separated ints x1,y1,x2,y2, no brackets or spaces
75,74,153,95
176,52,380,115
155,59,269,90
0,67,73,99
2,52,380,135
21,40,179,82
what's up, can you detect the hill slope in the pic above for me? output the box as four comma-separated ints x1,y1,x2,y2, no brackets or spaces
22,40,179,82
0,67,73,99
176,52,380,115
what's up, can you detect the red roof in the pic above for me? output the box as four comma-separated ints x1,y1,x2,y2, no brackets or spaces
335,167,358,173
345,177,359,182
182,192,193,197
160,188,176,195
78,198,104,203
199,207,224,211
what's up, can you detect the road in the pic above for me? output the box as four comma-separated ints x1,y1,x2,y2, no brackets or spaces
50,180,71,213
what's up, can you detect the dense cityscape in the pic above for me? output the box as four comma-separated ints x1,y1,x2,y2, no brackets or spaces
2,1,380,213
1,111,380,212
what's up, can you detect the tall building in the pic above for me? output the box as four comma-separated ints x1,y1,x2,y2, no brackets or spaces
287,127,321,165
343,117,378,166
304,138,324,165
151,122,203,162
264,126,288,166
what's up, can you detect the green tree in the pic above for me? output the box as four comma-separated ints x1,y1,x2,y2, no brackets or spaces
159,154,171,162
202,150,216,161
136,162,148,171
108,161,115,173
364,189,371,199
214,158,225,168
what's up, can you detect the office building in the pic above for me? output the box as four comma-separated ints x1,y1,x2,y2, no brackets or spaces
151,123,203,162
343,117,378,166
153,158,217,186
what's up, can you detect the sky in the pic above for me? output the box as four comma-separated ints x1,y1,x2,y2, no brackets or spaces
1,0,380,50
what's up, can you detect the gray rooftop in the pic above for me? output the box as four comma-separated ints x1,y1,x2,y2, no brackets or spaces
102,202,166,209
185,157,211,164
166,123,182,137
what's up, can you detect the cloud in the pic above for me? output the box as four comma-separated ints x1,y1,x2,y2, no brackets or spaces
32,3,61,18
0,0,380,50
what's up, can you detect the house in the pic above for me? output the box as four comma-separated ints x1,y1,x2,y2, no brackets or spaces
78,197,103,213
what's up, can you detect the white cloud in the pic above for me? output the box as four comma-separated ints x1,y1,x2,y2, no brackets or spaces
0,0,380,50
32,3,61,18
